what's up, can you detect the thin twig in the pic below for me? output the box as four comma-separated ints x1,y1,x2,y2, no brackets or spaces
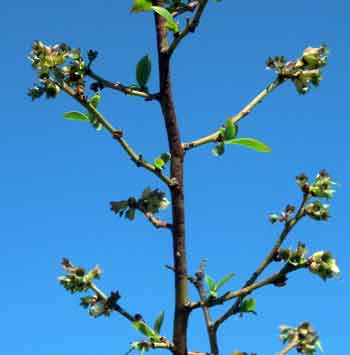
168,0,209,56
86,69,159,101
212,194,309,327
190,262,307,311
276,339,298,355
51,76,173,186
183,76,287,151
172,1,200,18
138,206,173,230
193,260,219,355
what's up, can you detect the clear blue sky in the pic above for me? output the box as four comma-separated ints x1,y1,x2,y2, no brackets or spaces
1,1,349,355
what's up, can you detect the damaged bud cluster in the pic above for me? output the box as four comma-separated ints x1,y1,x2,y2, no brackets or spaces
266,44,328,94
58,258,101,293
279,322,323,354
110,187,169,221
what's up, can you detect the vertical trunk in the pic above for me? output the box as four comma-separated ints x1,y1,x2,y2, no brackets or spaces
153,4,189,355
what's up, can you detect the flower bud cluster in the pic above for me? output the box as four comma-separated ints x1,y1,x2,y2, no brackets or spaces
296,170,336,221
58,258,101,293
110,188,169,221
266,45,328,94
279,322,322,354
275,242,308,267
28,41,96,101
308,251,340,280
80,291,120,318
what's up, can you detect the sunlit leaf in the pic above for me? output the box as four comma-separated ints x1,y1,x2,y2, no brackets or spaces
225,138,271,152
63,111,89,121
153,311,164,334
151,6,179,33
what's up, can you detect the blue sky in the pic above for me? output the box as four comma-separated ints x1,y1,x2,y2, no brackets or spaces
1,1,349,355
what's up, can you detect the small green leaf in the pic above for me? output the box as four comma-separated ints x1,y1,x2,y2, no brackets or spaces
131,0,152,12
216,272,236,291
315,340,323,352
126,208,136,221
153,311,164,334
205,275,217,292
212,142,225,156
225,138,272,152
136,55,152,89
154,152,171,169
63,111,89,121
240,298,257,315
90,93,101,108
154,157,165,169
151,6,179,33
223,120,238,140
133,321,157,339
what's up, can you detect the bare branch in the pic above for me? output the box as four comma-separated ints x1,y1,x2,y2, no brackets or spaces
168,0,209,56
212,194,309,327
193,260,219,355
138,206,173,230
172,1,200,18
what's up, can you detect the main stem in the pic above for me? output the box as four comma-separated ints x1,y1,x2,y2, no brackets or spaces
153,4,189,355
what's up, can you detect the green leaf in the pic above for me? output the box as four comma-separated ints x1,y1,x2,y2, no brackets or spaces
154,157,165,169
151,6,179,33
63,111,89,121
225,138,272,152
133,321,157,339
315,340,323,352
153,311,164,334
126,208,136,221
131,0,152,12
90,93,101,108
240,298,256,315
212,142,225,156
216,272,236,291
136,55,152,89
154,153,171,169
205,275,217,292
223,120,238,140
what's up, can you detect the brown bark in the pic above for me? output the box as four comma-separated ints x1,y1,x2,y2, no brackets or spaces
152,3,189,355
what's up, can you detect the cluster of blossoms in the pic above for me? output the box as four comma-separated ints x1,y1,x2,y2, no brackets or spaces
58,258,101,293
269,170,336,224
266,45,328,94
308,251,340,280
27,41,100,102
28,41,87,100
275,243,340,280
59,258,120,318
110,188,170,221
279,322,322,354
